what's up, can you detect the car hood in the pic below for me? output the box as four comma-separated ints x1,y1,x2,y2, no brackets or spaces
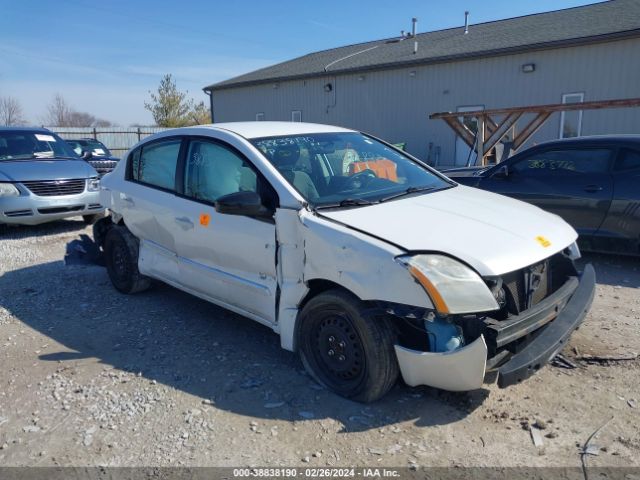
0,159,97,182
318,185,578,276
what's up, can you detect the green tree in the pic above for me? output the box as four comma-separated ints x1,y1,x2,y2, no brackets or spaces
144,74,211,127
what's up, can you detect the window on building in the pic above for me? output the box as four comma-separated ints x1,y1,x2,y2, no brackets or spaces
184,140,258,204
256,113,265,121
291,110,302,122
559,93,584,139
132,139,181,190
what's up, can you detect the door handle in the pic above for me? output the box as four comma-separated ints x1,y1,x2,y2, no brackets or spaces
584,185,603,193
174,216,194,230
122,196,134,205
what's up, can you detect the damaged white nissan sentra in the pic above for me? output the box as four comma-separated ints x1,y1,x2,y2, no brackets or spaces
95,122,595,402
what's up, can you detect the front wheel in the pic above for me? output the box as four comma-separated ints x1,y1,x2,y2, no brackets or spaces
104,225,151,294
297,289,399,403
83,213,105,225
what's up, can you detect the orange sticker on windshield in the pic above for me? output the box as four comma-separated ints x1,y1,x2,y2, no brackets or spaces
536,236,551,248
200,213,211,226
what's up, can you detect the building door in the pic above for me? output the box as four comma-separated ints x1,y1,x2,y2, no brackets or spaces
455,105,483,166
559,93,584,139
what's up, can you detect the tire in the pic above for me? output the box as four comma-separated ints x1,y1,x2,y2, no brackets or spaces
104,225,151,294
297,289,399,403
83,213,105,225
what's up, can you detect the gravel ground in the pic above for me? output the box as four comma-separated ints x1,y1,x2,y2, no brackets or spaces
0,219,639,468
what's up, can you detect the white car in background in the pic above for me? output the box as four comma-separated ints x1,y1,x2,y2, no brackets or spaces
95,122,595,402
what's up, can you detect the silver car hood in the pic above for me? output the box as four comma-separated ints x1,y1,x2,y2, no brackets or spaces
0,159,97,182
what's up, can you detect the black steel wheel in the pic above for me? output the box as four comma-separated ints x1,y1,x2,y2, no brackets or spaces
104,225,151,294
297,289,399,402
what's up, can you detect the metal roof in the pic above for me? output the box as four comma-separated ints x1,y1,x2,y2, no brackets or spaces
205,0,640,91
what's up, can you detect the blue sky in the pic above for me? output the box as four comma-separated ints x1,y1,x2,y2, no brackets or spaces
0,0,600,126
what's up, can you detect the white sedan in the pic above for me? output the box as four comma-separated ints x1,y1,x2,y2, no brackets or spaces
95,122,595,402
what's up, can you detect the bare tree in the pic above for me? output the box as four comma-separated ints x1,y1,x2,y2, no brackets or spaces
45,94,71,126
0,96,27,126
44,93,112,127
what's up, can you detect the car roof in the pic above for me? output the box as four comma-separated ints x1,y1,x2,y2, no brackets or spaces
181,121,355,139
0,127,52,133
533,134,640,149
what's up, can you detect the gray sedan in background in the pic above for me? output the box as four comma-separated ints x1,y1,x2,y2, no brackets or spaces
0,127,104,228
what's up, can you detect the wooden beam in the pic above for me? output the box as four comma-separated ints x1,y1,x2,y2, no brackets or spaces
430,97,640,119
512,112,552,150
443,117,475,147
483,112,523,155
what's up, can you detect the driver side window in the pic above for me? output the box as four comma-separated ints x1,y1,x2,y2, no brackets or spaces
511,148,612,175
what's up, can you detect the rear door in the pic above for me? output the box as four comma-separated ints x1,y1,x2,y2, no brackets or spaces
122,137,184,281
595,147,640,254
170,136,279,324
478,146,614,237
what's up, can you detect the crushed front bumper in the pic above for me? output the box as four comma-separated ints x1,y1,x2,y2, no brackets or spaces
495,263,595,387
393,264,596,391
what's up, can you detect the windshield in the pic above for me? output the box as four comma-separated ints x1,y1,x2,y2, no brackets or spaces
251,132,452,207
0,131,80,161
67,139,112,156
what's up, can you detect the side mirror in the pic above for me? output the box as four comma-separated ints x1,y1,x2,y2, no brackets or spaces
215,191,270,217
82,150,93,160
492,164,509,178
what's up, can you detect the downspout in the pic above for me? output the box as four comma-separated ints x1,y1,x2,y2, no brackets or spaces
203,88,214,123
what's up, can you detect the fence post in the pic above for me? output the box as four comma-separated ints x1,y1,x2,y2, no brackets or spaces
93,127,97,140
137,127,141,142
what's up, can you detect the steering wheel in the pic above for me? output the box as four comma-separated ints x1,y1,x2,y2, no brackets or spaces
345,169,377,189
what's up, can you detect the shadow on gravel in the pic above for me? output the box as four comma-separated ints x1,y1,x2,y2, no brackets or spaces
578,252,640,288
1,257,491,432
0,219,88,240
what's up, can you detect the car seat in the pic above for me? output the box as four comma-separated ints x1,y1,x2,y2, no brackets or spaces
271,144,319,200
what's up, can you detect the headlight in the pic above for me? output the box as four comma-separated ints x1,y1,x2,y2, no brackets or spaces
0,182,20,197
87,177,100,191
398,254,499,315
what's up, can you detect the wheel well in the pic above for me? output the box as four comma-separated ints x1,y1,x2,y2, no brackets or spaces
299,279,360,310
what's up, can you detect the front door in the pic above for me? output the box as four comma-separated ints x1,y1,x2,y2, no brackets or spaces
171,137,278,324
479,146,614,238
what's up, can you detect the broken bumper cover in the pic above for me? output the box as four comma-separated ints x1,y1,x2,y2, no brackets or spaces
496,263,596,387
393,264,595,392
394,335,488,391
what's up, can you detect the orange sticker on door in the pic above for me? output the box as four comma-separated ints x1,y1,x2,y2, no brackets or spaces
200,213,211,227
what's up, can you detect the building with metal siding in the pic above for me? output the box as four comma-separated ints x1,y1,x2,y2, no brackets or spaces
204,0,640,166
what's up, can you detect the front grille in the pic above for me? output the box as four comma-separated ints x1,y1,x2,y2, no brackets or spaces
22,179,86,197
89,160,117,175
501,259,551,315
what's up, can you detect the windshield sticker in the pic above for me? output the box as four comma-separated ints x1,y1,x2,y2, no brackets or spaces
93,148,105,155
35,134,56,142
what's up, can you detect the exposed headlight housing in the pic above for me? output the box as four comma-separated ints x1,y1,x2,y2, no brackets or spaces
398,254,500,315
0,182,20,197
565,241,581,260
87,177,100,191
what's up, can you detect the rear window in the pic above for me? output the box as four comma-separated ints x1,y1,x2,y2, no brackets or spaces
130,139,180,191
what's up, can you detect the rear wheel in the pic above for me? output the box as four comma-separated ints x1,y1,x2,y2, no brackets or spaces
104,225,151,294
297,289,399,402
